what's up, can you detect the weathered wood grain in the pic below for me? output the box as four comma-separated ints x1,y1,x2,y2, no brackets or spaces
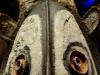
4,1,98,75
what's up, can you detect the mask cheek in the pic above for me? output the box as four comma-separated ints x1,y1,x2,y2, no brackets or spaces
53,10,97,75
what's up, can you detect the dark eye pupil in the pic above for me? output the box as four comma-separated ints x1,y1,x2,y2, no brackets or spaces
75,0,100,17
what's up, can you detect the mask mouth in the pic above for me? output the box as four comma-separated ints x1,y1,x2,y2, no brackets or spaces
0,0,19,21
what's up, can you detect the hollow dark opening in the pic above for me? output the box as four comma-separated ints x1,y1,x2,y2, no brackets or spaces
16,60,20,67
76,58,80,64
0,0,19,21
15,55,30,75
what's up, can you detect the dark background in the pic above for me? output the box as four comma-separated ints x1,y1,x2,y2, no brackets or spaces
0,0,19,21
75,0,100,16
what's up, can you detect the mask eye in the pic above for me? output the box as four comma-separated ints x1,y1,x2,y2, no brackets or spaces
74,0,100,17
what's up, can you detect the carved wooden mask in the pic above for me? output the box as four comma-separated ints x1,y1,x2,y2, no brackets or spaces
1,0,99,75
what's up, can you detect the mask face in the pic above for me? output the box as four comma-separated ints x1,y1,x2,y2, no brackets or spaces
4,1,98,75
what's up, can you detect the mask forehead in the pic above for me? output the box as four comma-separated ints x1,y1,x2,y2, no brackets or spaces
4,1,98,75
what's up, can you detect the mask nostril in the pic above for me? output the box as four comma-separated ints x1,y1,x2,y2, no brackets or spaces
17,61,20,67
13,54,28,75
16,60,21,70
70,51,88,74
16,60,20,67
73,56,81,65
63,43,91,75
76,57,80,64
